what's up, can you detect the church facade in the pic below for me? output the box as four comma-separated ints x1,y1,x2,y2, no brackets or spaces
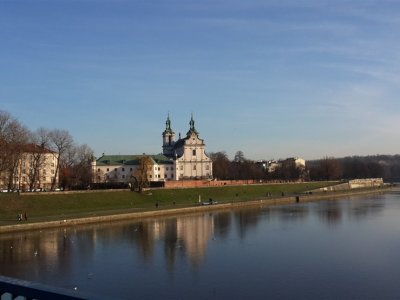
162,115,212,180
91,115,213,184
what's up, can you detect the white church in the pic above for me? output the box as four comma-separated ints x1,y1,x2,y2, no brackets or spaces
92,115,213,184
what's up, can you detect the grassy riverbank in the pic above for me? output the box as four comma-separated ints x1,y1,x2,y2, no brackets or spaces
0,182,334,225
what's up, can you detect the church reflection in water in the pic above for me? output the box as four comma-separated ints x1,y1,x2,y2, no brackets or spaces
0,197,385,281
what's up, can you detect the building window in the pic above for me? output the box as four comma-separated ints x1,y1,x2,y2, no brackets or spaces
193,165,196,170
170,174,174,179
150,175,152,178
158,167,160,171
206,165,209,170
180,165,183,170
122,175,125,179
122,168,125,172
166,167,169,171
97,168,100,172
130,168,133,171
164,174,167,178
97,176,101,180
107,168,109,172
114,168,117,172
192,149,196,156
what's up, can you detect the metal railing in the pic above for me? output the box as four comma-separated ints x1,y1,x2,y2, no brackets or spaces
0,275,98,300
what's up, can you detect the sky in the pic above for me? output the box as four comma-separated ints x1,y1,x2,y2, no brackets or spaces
1,0,400,161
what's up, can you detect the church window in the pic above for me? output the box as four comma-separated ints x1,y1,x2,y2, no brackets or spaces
192,149,196,156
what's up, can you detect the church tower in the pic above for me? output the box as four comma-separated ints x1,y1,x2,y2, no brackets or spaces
186,113,199,137
162,114,176,157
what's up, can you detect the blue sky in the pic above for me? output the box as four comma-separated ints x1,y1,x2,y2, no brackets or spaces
1,0,400,160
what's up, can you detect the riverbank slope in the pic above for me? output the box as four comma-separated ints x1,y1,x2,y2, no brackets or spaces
0,182,390,233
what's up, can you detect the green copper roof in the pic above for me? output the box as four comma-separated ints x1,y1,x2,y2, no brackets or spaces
186,114,199,136
162,114,175,135
96,154,173,166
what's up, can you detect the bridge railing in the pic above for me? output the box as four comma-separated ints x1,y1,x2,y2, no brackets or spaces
0,275,105,300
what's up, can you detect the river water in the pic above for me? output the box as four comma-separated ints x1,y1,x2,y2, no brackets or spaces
1,191,400,299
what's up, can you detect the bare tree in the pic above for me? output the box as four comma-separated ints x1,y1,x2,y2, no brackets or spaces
132,155,153,192
59,143,94,189
28,128,51,190
234,150,245,163
0,111,29,190
49,129,74,190
209,151,231,180
315,156,342,181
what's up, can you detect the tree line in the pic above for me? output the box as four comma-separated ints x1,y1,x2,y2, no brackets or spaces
0,110,94,191
210,151,400,182
210,151,308,181
308,155,400,182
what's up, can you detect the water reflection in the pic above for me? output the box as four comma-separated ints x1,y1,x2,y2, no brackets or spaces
317,201,343,225
275,205,310,222
0,194,394,299
350,195,385,219
234,207,264,239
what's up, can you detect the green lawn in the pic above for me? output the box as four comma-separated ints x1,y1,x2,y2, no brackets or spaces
0,182,334,225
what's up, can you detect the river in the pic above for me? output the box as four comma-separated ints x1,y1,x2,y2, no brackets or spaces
1,191,400,299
